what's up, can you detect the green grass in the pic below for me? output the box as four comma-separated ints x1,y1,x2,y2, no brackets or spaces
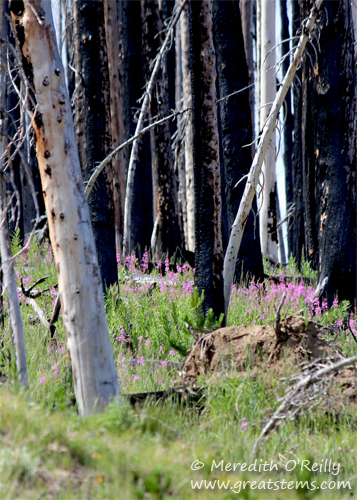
0,239,356,499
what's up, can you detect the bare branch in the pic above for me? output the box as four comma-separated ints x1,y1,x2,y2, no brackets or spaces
85,108,189,199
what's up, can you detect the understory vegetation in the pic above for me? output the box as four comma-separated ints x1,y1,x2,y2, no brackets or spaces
0,237,356,499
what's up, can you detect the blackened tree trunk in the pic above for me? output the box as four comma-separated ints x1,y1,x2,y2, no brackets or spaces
142,0,183,259
213,0,264,280
291,0,304,266
302,0,356,305
188,0,224,321
120,0,153,255
74,0,117,288
280,0,294,259
213,0,264,282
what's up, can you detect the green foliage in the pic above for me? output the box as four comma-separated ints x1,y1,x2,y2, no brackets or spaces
182,287,224,334
0,238,356,498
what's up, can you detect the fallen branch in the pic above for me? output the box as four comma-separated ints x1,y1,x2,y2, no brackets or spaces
250,353,357,457
223,0,324,317
122,0,187,255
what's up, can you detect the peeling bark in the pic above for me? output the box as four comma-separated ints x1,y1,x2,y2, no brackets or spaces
10,0,118,414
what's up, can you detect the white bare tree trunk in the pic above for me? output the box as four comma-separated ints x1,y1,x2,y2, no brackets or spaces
0,180,28,386
175,12,188,248
10,0,118,415
223,0,324,316
181,6,195,252
259,0,278,263
1,0,28,387
240,0,255,155
256,0,261,133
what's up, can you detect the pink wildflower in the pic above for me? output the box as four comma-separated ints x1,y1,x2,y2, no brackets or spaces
241,421,249,432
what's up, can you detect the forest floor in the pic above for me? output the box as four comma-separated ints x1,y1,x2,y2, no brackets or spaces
0,234,357,499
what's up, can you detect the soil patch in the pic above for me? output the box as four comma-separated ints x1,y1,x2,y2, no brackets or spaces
179,315,355,395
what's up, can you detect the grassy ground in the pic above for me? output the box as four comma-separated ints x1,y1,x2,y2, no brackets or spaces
0,237,356,499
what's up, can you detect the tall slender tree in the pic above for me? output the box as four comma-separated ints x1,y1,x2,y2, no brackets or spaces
142,0,183,259
280,0,294,258
73,0,117,288
300,0,356,305
104,0,126,252
259,0,278,263
213,0,264,283
9,0,118,414
189,0,224,320
181,4,195,252
120,0,153,255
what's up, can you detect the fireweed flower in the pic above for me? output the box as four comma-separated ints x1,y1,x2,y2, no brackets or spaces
169,349,175,357
39,376,47,385
241,421,249,432
141,251,149,270
133,375,141,382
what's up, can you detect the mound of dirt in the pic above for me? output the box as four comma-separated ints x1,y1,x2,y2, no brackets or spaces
180,315,343,386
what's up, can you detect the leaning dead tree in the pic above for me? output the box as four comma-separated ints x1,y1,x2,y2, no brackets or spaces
9,0,118,415
223,0,324,317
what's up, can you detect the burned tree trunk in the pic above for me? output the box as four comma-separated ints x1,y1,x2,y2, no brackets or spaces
120,0,153,255
142,0,183,259
188,0,224,320
280,0,294,259
301,0,356,305
73,0,117,288
10,0,118,414
213,0,264,283
291,0,304,266
104,0,126,252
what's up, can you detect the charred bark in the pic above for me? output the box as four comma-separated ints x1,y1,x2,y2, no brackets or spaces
121,0,153,254
213,0,263,283
280,0,294,258
142,0,183,258
291,0,304,266
302,0,356,305
74,0,117,288
188,0,224,321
